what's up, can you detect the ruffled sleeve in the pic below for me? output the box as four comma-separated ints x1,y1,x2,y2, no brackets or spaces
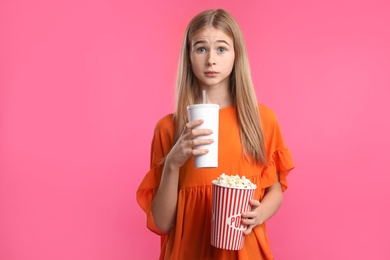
136,115,175,235
259,105,295,192
273,148,294,191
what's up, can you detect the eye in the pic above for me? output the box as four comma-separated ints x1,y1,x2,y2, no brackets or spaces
217,47,226,53
196,47,206,53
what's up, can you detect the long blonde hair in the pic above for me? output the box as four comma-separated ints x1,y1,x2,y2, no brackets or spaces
174,9,267,165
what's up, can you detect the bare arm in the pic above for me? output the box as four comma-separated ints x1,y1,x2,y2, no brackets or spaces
241,178,283,235
151,120,213,233
151,161,180,233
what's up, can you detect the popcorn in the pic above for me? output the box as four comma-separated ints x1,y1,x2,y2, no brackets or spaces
212,173,257,189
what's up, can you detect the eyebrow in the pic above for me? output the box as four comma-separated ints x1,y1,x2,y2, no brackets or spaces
192,40,231,46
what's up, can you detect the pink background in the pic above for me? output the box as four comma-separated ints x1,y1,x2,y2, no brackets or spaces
1,0,389,259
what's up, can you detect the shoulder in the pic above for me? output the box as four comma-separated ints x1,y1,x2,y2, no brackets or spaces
258,104,278,125
153,114,175,139
155,114,174,130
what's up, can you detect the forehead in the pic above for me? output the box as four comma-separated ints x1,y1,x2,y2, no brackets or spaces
191,26,233,44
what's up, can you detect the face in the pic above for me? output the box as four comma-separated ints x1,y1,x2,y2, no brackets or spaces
189,27,235,91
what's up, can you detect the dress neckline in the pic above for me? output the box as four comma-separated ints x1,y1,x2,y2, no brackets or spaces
219,105,234,111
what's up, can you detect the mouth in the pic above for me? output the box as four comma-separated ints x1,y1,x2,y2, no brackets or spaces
204,71,219,76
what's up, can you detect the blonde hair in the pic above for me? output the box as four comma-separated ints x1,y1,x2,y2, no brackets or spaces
174,9,267,165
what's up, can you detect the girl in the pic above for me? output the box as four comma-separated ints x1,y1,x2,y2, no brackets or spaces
137,9,294,259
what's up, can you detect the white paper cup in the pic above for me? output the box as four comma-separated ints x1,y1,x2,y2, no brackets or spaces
211,182,256,250
187,104,219,168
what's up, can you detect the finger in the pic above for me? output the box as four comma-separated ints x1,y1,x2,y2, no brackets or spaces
192,148,209,156
241,216,256,226
181,120,202,137
243,225,253,236
241,211,256,219
191,138,214,147
189,129,213,140
250,199,260,207
186,119,204,130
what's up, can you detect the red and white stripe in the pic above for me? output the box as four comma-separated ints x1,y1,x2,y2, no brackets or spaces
211,184,255,250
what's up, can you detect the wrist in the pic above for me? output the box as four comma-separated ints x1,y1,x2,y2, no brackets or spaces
164,157,181,173
255,204,265,226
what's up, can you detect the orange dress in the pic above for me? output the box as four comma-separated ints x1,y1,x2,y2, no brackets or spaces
137,104,294,259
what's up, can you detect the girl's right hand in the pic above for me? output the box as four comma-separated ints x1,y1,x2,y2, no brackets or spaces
165,119,214,169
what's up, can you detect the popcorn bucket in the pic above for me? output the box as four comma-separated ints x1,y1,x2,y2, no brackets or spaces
211,183,256,250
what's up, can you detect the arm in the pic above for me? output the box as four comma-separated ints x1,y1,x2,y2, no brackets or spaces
151,120,213,233
241,177,283,235
151,159,180,233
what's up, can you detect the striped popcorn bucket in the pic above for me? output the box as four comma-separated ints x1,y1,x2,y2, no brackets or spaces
211,183,256,250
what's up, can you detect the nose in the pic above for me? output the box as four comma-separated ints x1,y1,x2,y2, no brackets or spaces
207,53,216,66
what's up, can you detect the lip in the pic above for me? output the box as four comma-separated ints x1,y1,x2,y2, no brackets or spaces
204,71,219,77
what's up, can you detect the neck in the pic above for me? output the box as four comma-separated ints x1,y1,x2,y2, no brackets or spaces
200,84,232,108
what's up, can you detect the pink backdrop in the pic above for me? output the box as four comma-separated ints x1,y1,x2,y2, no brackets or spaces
1,0,389,259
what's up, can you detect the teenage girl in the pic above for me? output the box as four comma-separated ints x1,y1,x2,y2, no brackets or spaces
137,9,294,259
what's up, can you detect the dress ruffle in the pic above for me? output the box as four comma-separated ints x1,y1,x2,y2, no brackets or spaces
260,148,295,192
136,166,166,236
274,148,295,191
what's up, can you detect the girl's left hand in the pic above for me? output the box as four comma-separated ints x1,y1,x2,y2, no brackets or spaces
241,199,262,236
